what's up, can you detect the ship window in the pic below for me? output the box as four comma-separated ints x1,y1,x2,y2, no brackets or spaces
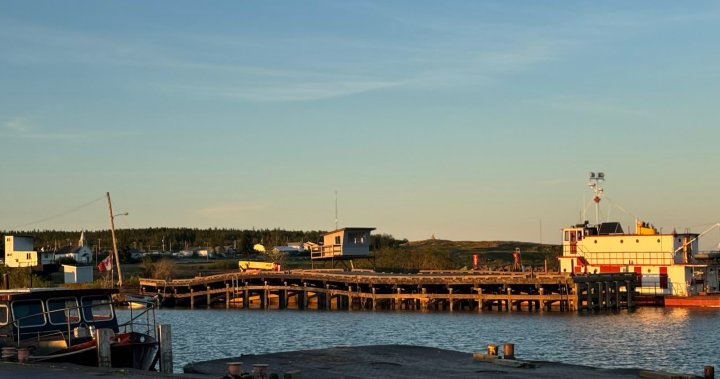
657,239,661,243
0,305,7,325
636,239,639,243
334,236,341,245
11,300,46,327
594,240,597,244
81,295,114,322
620,240,624,244
47,297,80,325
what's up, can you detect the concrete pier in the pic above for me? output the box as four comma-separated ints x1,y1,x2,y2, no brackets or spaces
1,345,702,379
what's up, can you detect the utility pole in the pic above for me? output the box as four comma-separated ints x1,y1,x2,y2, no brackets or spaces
107,192,124,288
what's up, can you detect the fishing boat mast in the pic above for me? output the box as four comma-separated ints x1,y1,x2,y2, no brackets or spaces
107,192,125,287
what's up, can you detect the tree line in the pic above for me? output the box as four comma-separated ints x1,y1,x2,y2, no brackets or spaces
0,227,407,256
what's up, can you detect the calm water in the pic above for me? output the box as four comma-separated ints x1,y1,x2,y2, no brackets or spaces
118,307,719,375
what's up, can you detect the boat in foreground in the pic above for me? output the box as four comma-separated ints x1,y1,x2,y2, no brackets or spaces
0,287,159,369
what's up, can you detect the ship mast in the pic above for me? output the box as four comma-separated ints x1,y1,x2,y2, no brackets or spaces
588,172,605,225
107,192,124,288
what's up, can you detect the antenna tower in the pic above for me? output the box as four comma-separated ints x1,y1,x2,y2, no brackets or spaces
588,172,605,225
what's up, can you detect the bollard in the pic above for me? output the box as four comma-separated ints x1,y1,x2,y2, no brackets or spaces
487,344,498,356
16,348,28,363
95,328,113,368
705,366,715,379
227,362,243,377
503,343,515,360
253,363,270,379
157,324,173,373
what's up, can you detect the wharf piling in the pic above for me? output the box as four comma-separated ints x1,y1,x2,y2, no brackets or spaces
140,270,638,312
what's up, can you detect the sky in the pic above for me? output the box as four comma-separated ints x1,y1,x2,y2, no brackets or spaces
1,1,720,247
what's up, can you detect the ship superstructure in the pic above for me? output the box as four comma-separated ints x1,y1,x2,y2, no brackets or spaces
558,173,719,297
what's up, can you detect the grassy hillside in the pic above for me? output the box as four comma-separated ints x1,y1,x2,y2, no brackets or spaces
370,239,561,271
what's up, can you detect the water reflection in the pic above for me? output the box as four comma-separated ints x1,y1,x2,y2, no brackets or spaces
117,307,719,375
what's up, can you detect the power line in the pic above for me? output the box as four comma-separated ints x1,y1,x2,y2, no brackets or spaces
6,194,106,230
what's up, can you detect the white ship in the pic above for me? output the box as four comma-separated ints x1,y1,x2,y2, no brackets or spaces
558,173,720,302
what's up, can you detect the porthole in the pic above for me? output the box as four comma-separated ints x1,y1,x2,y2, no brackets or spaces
594,240,598,244
657,239,660,243
620,240,624,244
636,239,639,243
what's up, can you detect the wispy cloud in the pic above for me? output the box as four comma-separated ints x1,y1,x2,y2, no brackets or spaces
3,118,32,133
0,114,140,141
166,77,402,103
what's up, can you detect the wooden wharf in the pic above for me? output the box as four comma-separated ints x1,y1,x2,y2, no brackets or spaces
139,270,637,312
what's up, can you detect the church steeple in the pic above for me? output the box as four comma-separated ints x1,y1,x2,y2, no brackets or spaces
79,230,87,247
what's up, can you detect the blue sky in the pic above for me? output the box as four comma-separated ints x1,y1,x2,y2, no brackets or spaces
1,1,720,247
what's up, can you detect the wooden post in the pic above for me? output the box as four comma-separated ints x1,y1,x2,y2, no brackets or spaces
477,287,483,312
348,286,354,311
95,328,113,368
156,324,173,374
279,289,287,310
448,287,454,312
226,283,230,308
190,288,194,309
301,283,308,309
326,285,332,310
704,365,714,379
506,288,512,312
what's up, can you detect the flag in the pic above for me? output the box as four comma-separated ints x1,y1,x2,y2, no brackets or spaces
98,254,113,273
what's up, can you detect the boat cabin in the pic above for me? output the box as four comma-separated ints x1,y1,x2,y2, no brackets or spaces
0,288,119,345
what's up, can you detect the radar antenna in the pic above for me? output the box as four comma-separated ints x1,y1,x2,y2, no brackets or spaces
588,172,605,225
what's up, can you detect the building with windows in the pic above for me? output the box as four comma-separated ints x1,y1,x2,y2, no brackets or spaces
310,227,375,260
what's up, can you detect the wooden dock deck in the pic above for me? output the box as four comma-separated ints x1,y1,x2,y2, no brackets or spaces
139,270,637,312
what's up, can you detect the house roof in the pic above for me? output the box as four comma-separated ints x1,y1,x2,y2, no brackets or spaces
323,227,376,236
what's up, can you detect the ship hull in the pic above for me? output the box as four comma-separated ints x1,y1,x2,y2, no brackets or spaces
664,294,720,307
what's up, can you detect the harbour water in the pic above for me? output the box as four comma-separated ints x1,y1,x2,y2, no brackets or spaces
119,307,719,376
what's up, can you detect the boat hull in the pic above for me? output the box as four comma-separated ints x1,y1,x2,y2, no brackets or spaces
664,295,720,307
31,332,159,370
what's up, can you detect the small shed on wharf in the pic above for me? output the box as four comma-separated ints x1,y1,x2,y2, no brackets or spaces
311,227,375,260
63,264,93,284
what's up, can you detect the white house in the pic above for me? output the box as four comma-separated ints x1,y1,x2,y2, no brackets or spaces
4,235,57,272
54,232,93,264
